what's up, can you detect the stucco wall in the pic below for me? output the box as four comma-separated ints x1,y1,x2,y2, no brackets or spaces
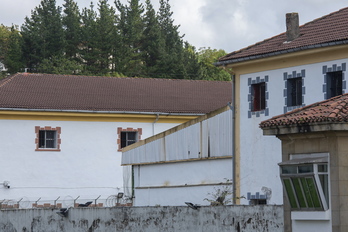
0,205,283,232
239,58,348,205
133,158,232,206
0,119,180,201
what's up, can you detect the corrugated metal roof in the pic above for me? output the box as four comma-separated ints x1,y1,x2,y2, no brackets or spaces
0,73,232,114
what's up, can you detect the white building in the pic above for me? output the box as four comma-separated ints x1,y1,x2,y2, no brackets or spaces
0,73,232,205
122,8,348,213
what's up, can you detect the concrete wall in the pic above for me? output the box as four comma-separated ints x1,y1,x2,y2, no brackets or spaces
239,58,348,205
0,205,283,232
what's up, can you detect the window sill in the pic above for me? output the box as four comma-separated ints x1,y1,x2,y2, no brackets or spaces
35,149,61,152
291,210,331,220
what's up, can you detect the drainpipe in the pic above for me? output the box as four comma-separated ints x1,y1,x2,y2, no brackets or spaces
152,113,159,135
228,74,236,205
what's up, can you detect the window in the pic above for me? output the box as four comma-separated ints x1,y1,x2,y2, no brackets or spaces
251,82,266,111
35,126,61,151
287,77,302,106
121,131,137,148
279,156,329,211
39,130,57,148
117,127,142,151
326,71,342,99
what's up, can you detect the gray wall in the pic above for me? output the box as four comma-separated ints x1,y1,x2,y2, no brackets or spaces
0,205,283,232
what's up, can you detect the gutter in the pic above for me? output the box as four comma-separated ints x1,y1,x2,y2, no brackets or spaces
0,108,205,116
214,40,348,66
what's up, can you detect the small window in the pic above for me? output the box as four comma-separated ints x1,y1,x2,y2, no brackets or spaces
251,82,266,111
326,71,342,99
39,130,57,148
35,126,61,151
121,131,137,148
117,127,142,151
287,77,302,106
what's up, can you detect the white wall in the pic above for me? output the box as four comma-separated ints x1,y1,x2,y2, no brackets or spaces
0,118,179,202
239,58,348,205
133,158,232,206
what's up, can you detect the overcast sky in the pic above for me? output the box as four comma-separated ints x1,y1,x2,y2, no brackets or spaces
1,0,347,52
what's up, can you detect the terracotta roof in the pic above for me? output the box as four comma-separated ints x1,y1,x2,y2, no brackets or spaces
260,93,348,129
218,7,348,64
0,73,232,114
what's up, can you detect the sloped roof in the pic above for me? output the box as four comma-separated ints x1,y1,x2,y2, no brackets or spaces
0,73,232,114
218,7,348,65
260,93,348,129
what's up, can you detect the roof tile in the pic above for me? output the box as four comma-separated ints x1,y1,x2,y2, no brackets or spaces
219,7,348,63
0,73,232,114
260,93,348,128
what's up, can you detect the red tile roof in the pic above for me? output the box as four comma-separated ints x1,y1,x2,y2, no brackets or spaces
260,93,348,128
218,7,348,64
0,73,232,114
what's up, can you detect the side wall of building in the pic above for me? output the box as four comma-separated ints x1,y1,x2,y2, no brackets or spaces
0,118,180,202
239,58,348,205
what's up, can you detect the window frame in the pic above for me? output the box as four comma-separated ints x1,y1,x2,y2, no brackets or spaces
35,126,61,151
279,156,329,211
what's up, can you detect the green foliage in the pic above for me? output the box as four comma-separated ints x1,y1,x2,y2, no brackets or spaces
197,47,231,81
37,55,82,74
3,0,230,80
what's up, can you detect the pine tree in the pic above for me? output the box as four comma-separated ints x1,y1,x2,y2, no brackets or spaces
21,0,65,71
95,0,117,74
62,0,81,61
157,0,185,79
80,2,99,74
141,0,165,78
115,0,144,76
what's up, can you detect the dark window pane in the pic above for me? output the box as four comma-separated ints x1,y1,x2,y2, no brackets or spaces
287,77,302,106
298,165,313,173
300,177,314,208
281,166,297,174
251,82,266,111
305,177,322,208
292,178,307,208
39,131,46,148
120,131,137,148
327,71,342,99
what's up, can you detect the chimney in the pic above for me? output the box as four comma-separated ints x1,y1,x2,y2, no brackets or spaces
286,13,300,42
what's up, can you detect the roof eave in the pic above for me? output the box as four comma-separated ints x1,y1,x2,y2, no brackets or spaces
215,40,348,66
262,122,348,136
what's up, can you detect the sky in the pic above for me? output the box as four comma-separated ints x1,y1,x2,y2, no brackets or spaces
1,0,347,53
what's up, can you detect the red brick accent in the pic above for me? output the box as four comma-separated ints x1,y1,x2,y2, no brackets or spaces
35,126,61,151
117,127,142,151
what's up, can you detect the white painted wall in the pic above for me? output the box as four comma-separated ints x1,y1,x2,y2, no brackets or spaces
133,158,233,206
0,118,180,202
239,58,348,205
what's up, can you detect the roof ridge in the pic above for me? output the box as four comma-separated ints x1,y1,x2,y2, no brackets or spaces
0,73,19,88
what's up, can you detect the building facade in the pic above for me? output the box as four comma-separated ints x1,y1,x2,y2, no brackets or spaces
0,73,232,205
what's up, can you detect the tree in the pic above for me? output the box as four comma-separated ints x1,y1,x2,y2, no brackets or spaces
198,47,231,81
5,26,23,73
95,0,117,74
21,0,65,71
80,2,98,74
157,0,185,79
115,0,145,76
141,0,165,78
62,0,81,61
